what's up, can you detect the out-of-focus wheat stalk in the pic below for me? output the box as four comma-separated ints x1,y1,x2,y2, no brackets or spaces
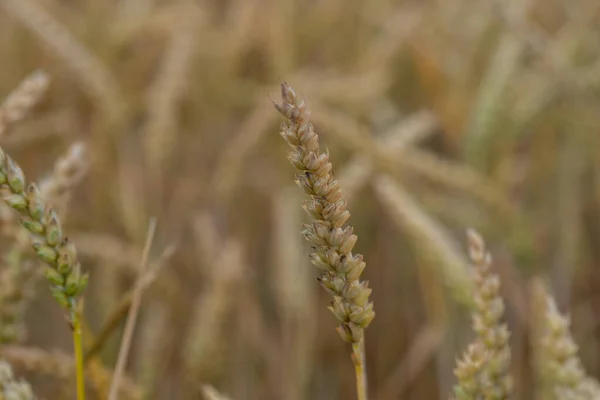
136,300,169,398
84,244,175,363
272,187,316,400
274,81,374,400
0,0,125,120
374,176,473,305
377,323,446,399
465,33,523,168
0,70,49,138
339,110,438,203
211,97,277,200
309,106,517,223
144,0,199,174
185,214,245,387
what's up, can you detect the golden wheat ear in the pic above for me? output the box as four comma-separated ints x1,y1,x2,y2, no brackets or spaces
273,81,374,400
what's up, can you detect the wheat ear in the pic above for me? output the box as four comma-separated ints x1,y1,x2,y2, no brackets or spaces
532,280,600,399
0,141,88,344
453,230,513,399
274,81,374,400
0,146,87,399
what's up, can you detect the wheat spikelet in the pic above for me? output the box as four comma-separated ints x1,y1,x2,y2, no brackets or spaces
454,342,488,399
0,70,49,138
144,0,199,172
466,229,513,398
0,360,35,399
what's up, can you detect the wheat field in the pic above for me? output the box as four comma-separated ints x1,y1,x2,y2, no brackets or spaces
1,0,600,399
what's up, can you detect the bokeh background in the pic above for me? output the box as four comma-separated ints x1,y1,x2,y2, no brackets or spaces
1,0,600,399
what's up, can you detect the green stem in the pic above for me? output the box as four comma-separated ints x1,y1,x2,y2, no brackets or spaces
72,306,86,400
352,339,368,400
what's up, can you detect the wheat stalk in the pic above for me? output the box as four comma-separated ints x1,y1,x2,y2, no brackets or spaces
0,145,87,398
273,81,374,400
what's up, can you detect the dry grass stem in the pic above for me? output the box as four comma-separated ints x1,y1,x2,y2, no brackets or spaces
108,218,157,400
84,243,174,362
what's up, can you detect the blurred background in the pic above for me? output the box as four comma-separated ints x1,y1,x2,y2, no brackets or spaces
0,0,600,399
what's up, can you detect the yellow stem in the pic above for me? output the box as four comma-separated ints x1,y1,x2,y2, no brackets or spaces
72,306,86,400
352,339,368,400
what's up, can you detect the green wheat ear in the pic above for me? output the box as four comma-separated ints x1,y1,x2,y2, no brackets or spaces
0,147,88,325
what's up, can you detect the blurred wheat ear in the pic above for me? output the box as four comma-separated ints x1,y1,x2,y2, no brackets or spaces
273,81,375,400
453,229,513,399
0,359,35,399
531,278,600,399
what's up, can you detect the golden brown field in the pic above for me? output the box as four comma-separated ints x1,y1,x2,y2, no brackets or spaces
1,0,600,399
